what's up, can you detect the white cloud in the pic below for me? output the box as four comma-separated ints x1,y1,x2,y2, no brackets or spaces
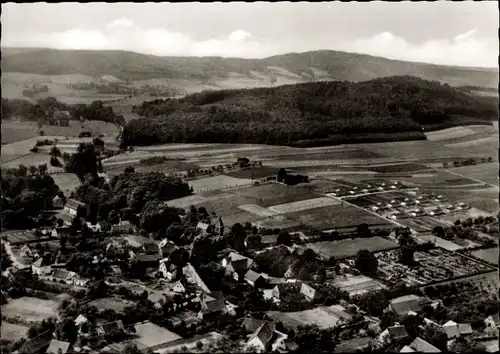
2,18,497,67
342,29,497,67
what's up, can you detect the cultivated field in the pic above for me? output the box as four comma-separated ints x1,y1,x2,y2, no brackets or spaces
286,204,393,230
306,236,399,259
132,321,182,349
1,297,59,322
417,235,479,251
471,248,498,265
268,305,352,329
1,322,29,341
226,166,280,179
50,173,82,195
1,152,53,169
1,230,38,244
252,215,303,230
366,163,429,173
268,197,340,214
233,183,321,208
447,164,499,186
425,127,477,141
189,175,254,193
238,204,280,217
376,248,496,286
331,274,387,297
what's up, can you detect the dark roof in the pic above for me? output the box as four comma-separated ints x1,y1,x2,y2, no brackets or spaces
249,321,276,348
65,199,86,210
99,320,124,335
32,257,52,268
46,339,71,354
18,330,52,354
143,242,159,255
390,295,422,316
488,313,500,324
228,258,251,273
388,325,409,340
245,270,264,283
136,254,162,263
53,269,70,280
243,317,268,333
202,298,225,314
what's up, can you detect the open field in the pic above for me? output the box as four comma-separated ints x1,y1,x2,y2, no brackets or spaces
268,197,341,214
88,297,135,313
1,322,29,341
1,230,38,244
417,235,479,251
306,236,399,259
165,195,209,209
268,305,352,329
188,175,254,192
49,173,82,195
447,164,499,186
260,149,383,161
471,248,498,265
376,248,496,286
425,127,477,141
1,152,53,169
1,297,59,322
365,163,430,173
233,183,321,208
421,270,498,297
226,166,280,179
238,204,280,217
331,274,387,297
132,321,182,349
286,204,393,230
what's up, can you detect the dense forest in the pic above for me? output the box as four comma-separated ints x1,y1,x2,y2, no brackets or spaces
121,76,498,148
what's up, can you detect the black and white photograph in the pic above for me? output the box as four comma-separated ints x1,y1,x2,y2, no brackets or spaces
1,2,498,353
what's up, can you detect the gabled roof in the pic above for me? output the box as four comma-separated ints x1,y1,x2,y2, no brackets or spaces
243,317,268,333
249,321,276,348
142,242,159,254
18,330,52,354
442,320,460,339
400,345,416,353
75,314,89,326
487,313,500,325
387,325,409,340
410,337,441,353
245,270,264,283
228,258,252,273
390,295,422,316
99,320,124,335
32,257,51,268
261,234,279,245
46,339,71,354
53,269,70,280
136,254,162,263
202,298,225,314
65,199,86,210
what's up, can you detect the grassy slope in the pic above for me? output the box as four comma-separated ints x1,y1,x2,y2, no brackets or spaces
1,48,497,88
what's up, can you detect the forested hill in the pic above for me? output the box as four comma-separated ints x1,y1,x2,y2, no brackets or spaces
2,48,497,88
121,76,498,148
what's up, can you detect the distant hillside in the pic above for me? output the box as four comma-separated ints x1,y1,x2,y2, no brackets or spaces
1,48,497,89
121,76,498,148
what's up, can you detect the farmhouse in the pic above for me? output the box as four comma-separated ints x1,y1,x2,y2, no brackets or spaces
159,239,178,258
159,260,179,281
148,291,170,309
63,199,86,217
484,314,500,334
388,294,430,318
222,252,254,280
164,279,186,294
31,257,52,275
52,195,64,209
378,325,409,344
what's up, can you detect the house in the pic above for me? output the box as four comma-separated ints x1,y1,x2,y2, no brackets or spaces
111,220,132,234
442,320,460,339
64,199,86,217
86,222,102,233
400,346,415,352
51,269,89,287
20,244,35,258
484,314,500,333
134,253,162,268
31,257,52,275
378,325,409,344
245,270,266,288
300,283,323,301
245,320,288,353
225,300,239,316
409,337,441,352
183,263,211,294
261,234,279,248
52,195,65,209
198,292,226,320
211,216,225,236
142,242,160,255
51,227,71,238
272,283,290,300
388,294,427,318
16,329,53,354
457,323,472,336
159,260,179,280
159,239,178,258
46,339,71,354
74,314,89,328
148,291,169,309
97,320,125,337
165,279,186,294
222,252,253,280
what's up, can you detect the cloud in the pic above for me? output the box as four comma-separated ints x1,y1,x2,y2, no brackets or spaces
2,19,497,67
342,29,497,67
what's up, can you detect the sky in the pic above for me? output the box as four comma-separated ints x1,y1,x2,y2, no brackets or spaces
2,2,498,68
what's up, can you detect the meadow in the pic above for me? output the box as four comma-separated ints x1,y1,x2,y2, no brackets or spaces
1,297,59,323
471,248,498,265
306,236,399,259
1,322,29,341
50,173,82,196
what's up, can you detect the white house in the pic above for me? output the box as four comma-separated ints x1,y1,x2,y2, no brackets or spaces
63,199,86,217
52,195,65,209
159,259,178,281
31,257,52,275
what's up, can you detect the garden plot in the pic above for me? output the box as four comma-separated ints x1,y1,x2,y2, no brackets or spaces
418,235,469,251
88,297,133,313
188,175,253,192
425,127,477,141
286,204,393,230
238,204,280,217
50,173,82,195
331,274,387,297
268,197,340,214
268,305,352,329
306,237,398,259
252,215,302,230
1,297,59,322
1,322,29,341
376,248,496,286
471,248,498,265
132,321,182,349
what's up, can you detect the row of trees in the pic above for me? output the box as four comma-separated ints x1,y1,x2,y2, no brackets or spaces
442,156,494,168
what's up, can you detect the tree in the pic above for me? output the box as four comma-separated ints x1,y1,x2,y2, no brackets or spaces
55,318,78,343
124,166,135,174
442,161,448,168
399,246,415,266
50,146,62,157
294,325,338,353
357,223,372,238
227,223,247,251
354,249,378,276
380,310,396,330
245,234,262,249
29,165,38,175
277,231,292,246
